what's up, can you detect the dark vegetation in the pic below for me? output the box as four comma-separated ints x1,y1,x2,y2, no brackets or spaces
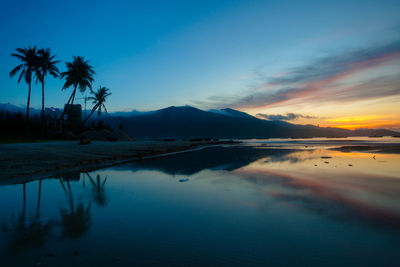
0,111,114,143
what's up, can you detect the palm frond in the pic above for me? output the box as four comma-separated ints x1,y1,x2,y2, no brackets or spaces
9,64,23,77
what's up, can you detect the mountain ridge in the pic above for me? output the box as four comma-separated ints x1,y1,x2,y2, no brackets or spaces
101,106,398,138
1,103,398,138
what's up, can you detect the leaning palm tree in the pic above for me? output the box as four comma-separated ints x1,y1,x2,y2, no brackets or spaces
84,86,111,121
35,48,60,117
61,56,95,107
9,46,38,119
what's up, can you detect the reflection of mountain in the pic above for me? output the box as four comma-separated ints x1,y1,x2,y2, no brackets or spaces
129,146,297,175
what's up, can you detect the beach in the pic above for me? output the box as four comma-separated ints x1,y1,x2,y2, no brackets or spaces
0,140,234,181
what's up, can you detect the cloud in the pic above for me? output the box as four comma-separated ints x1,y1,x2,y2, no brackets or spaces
195,36,400,110
256,113,317,121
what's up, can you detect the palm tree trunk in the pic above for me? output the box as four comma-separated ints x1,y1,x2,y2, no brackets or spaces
65,85,77,107
26,82,31,119
84,104,99,122
70,86,77,105
61,84,78,119
41,80,45,118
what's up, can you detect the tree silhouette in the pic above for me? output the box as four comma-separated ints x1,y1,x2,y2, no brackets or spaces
9,46,38,119
35,48,60,117
84,86,111,121
61,56,95,108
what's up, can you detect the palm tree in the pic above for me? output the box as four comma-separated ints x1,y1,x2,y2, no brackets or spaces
9,46,38,119
61,56,95,108
84,86,111,122
35,48,60,117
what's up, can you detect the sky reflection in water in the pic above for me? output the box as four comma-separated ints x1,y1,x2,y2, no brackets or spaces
0,142,400,266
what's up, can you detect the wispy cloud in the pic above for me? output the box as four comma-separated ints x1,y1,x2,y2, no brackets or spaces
256,113,317,121
195,37,400,110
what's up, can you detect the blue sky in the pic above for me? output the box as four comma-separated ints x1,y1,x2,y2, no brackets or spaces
1,0,400,129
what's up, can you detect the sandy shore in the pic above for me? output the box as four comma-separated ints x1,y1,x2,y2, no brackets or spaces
331,143,400,153
0,140,234,181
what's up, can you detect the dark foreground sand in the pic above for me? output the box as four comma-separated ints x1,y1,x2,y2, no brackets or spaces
0,140,234,181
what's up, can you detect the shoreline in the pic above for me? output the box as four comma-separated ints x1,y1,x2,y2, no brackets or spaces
331,143,400,154
2,139,399,185
0,140,237,183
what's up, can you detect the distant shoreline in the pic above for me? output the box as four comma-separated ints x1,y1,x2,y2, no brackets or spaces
331,144,400,154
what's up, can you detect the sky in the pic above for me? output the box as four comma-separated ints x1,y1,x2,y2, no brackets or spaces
1,0,400,130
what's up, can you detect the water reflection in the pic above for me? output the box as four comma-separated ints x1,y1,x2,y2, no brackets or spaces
59,202,91,239
2,181,52,254
0,144,400,266
128,146,301,175
87,173,107,207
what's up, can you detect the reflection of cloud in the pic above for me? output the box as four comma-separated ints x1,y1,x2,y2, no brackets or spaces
196,38,400,110
236,168,400,230
257,113,317,121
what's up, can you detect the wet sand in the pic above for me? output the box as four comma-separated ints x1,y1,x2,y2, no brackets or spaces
332,143,400,153
0,140,234,181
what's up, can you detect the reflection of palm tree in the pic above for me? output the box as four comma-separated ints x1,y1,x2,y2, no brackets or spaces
59,203,91,239
87,173,107,207
2,181,52,253
59,176,92,239
36,180,42,218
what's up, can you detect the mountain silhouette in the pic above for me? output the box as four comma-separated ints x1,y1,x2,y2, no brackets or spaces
102,106,398,138
2,103,397,138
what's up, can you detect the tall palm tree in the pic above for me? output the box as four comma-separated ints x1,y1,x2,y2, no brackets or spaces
84,86,111,121
35,48,60,117
61,56,95,108
9,46,38,119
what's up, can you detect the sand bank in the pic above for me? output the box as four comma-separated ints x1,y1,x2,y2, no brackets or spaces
0,140,234,181
332,144,400,153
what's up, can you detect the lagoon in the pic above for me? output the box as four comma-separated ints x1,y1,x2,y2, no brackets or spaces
1,139,400,266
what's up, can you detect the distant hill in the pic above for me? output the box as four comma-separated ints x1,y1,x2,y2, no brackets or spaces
2,103,397,138
0,103,41,115
99,106,398,139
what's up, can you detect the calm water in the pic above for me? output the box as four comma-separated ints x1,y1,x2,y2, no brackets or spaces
1,140,400,266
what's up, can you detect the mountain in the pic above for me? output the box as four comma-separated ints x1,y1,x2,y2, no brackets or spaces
208,108,254,119
99,106,398,139
2,103,397,138
0,103,41,116
110,110,154,117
